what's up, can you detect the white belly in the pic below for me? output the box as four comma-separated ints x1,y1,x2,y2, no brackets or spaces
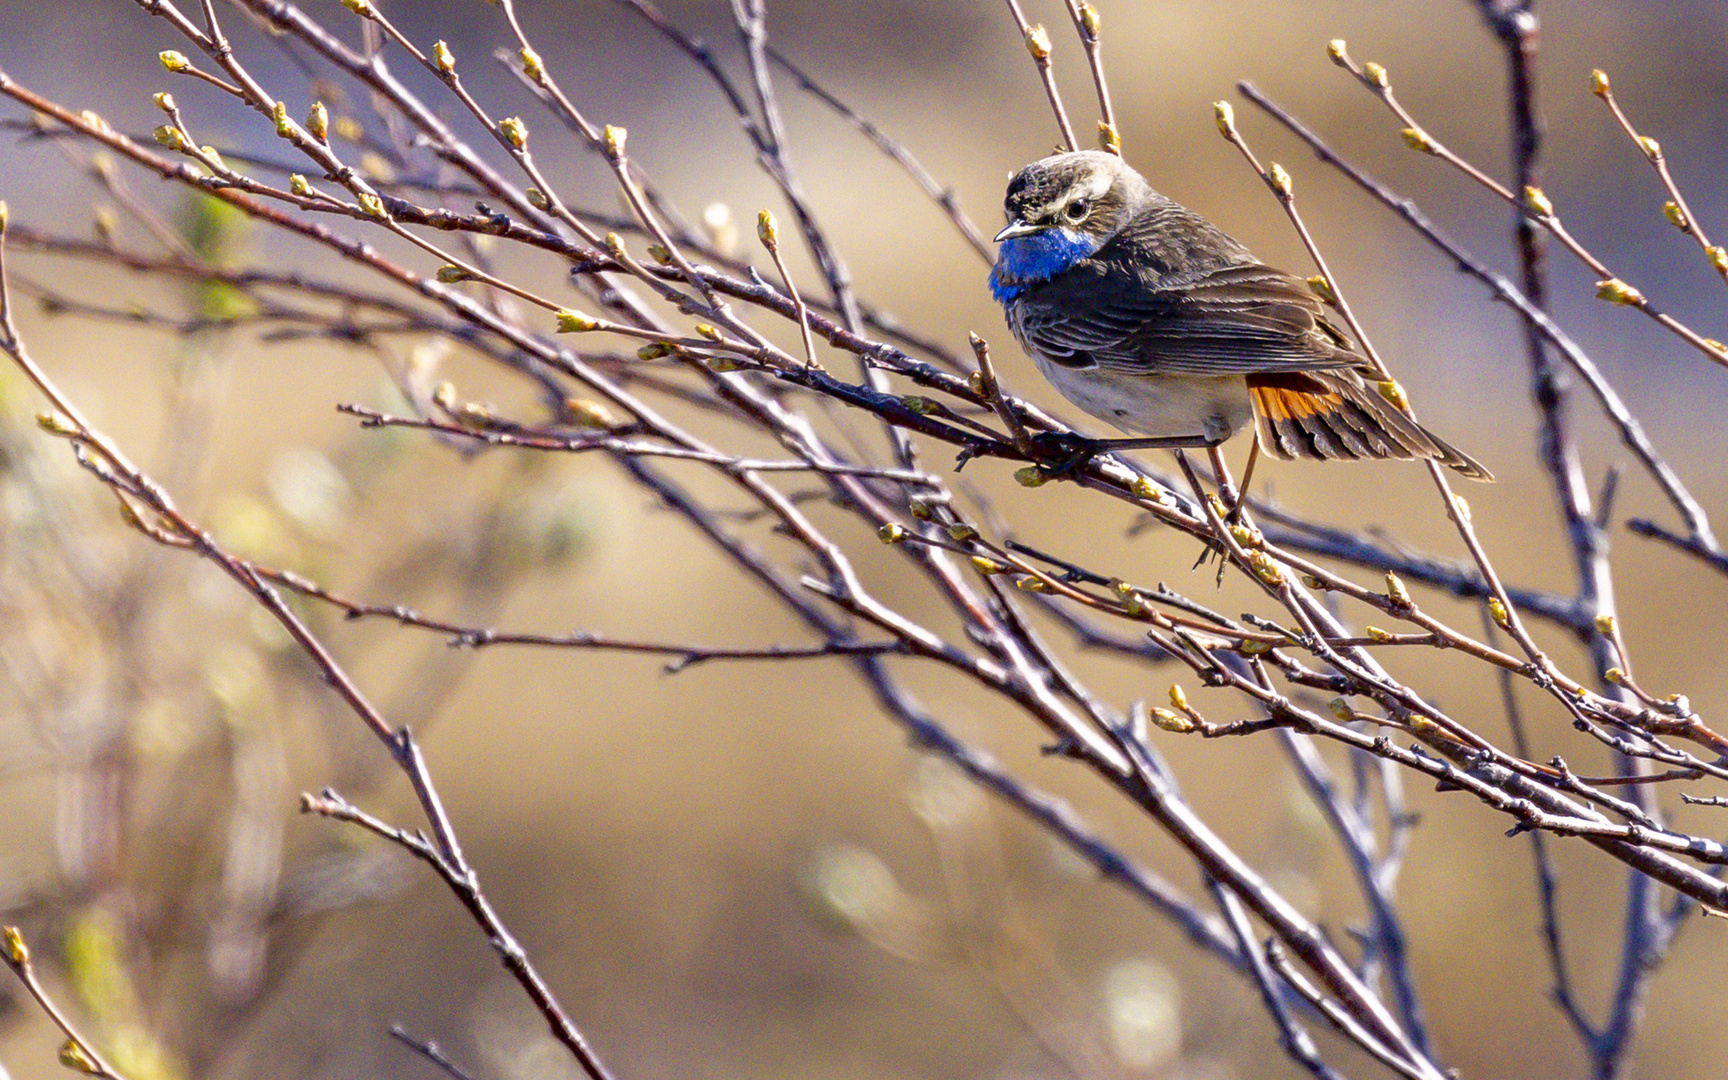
1029,353,1252,444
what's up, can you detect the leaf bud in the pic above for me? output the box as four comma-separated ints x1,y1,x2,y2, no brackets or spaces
4,925,27,964
1385,571,1412,609
636,342,672,360
432,381,457,411
1078,3,1101,38
694,323,722,341
946,522,979,542
159,50,190,73
555,308,599,333
602,123,627,159
1604,666,1626,686
646,243,673,264
965,371,986,396
564,398,623,429
1329,697,1355,721
341,0,374,15
499,116,527,150
908,499,933,521
1096,121,1120,154
756,208,778,247
1662,200,1687,230
1168,684,1188,711
1326,39,1349,66
1709,246,1728,273
878,523,907,544
1213,100,1236,137
1488,596,1511,629
289,174,312,197
1015,575,1052,593
1594,278,1643,306
1363,61,1388,87
1306,275,1336,304
433,40,456,74
1366,625,1394,643
1637,135,1661,160
519,46,544,82
307,101,329,141
59,1040,99,1075
1523,185,1555,218
1150,707,1194,734
1246,550,1285,587
36,412,79,437
1014,466,1049,488
1267,162,1293,196
970,555,1008,575
356,191,386,218
1400,127,1437,154
1594,612,1617,635
153,91,175,113
434,264,470,283
1589,69,1610,96
273,100,293,138
152,125,187,151
1024,24,1052,60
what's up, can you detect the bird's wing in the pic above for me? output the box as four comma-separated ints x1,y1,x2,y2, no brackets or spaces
1015,262,1363,376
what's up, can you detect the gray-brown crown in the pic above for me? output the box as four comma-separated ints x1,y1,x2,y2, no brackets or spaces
1002,150,1151,242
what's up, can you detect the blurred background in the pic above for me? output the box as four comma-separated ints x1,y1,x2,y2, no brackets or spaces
1,1,1726,1078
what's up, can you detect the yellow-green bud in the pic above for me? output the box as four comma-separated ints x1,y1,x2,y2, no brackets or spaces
1150,706,1195,734
1374,377,1408,411
1015,575,1052,593
1306,275,1336,304
705,356,743,373
1213,101,1236,137
499,116,527,149
965,371,987,396
1604,666,1626,686
1595,613,1617,635
1301,573,1326,589
1268,162,1293,196
565,398,623,429
1489,596,1511,629
1385,571,1412,608
1168,684,1189,711
4,925,27,964
1096,121,1121,154
1024,24,1053,60
434,264,469,284
1247,551,1285,587
152,91,175,113
152,125,187,151
456,402,497,428
757,208,778,247
947,522,979,542
556,309,599,333
289,174,312,197
341,0,373,15
59,1040,99,1075
1131,476,1164,502
1523,185,1555,218
1594,278,1643,306
1078,3,1101,38
1363,61,1388,88
307,101,329,141
1452,493,1472,524
37,412,80,437
1329,697,1355,721
900,395,935,415
604,232,627,258
1228,522,1262,548
1366,625,1394,643
433,40,456,74
520,46,544,82
636,342,672,360
647,243,672,264
199,145,225,170
1663,200,1687,230
431,382,457,411
356,191,386,218
1014,466,1049,488
1589,69,1610,97
603,124,627,159
908,499,933,521
273,100,292,138
694,323,722,342
1637,135,1661,160
159,50,190,73
878,523,908,544
970,555,1008,575
1400,127,1437,154
526,187,550,210
1238,638,1272,656
1326,39,1349,65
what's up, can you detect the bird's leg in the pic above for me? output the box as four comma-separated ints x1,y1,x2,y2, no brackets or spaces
1225,441,1261,526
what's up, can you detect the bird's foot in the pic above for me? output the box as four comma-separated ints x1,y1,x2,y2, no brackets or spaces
1028,431,1110,479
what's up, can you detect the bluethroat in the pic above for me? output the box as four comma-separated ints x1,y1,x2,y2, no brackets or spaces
989,151,1491,481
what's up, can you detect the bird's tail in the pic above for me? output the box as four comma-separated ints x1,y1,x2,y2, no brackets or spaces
1246,371,1493,481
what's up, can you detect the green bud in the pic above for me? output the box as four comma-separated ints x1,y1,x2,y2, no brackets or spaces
159,50,190,73
556,308,599,333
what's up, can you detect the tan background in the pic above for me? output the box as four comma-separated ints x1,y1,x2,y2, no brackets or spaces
1,1,1726,1078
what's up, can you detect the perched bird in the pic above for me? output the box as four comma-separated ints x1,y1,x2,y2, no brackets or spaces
989,150,1491,480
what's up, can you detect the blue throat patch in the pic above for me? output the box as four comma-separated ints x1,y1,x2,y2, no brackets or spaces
989,228,1099,304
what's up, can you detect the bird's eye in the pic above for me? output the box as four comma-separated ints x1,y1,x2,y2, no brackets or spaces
1065,198,1090,221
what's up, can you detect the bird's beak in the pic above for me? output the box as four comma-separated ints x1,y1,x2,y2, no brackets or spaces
994,218,1043,242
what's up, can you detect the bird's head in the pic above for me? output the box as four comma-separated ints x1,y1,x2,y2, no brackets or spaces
990,151,1149,301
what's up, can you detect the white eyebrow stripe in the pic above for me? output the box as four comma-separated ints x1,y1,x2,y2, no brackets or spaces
1074,167,1112,201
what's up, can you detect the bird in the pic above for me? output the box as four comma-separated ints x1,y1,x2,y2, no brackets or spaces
988,150,1491,481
